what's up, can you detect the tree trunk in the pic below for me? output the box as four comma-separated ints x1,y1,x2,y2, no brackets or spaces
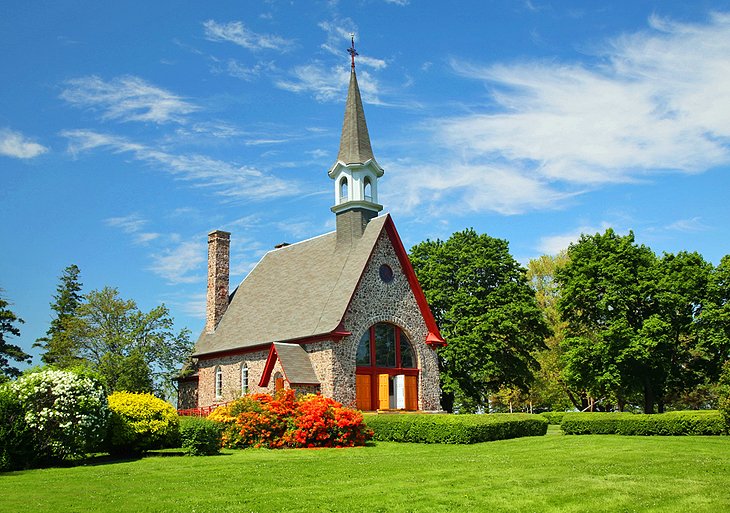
643,379,655,414
441,390,455,413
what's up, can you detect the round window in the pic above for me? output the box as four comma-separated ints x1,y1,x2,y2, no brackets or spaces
379,264,394,283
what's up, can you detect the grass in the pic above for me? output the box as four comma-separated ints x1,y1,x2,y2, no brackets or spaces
1,430,729,512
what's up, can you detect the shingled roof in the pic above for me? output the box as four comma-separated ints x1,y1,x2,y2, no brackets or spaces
192,214,390,357
337,69,375,166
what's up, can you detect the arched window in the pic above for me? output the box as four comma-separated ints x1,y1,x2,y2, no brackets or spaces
215,366,223,399
355,323,418,411
339,177,348,202
241,364,249,395
356,323,416,369
364,177,372,202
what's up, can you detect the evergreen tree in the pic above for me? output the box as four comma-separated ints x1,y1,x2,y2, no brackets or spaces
0,290,31,380
34,264,84,367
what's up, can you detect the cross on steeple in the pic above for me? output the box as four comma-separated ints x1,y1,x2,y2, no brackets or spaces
347,33,358,70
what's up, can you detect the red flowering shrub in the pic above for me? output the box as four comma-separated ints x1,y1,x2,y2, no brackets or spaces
211,390,372,449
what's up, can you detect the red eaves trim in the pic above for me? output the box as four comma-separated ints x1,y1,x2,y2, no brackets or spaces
259,344,279,387
193,329,351,361
383,216,446,347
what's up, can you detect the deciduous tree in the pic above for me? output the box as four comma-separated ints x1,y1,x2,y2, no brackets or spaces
64,287,192,398
410,229,549,412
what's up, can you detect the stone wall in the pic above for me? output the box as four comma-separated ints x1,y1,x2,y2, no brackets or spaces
177,378,198,410
332,229,442,411
196,349,270,406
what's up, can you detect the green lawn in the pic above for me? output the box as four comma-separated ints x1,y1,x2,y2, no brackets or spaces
2,431,729,512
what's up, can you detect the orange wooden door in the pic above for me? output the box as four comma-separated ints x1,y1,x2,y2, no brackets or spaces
275,377,284,392
356,374,371,411
378,374,390,410
404,375,418,411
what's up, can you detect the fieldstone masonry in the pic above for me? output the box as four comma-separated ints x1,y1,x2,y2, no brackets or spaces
190,227,441,412
206,230,230,334
334,230,441,411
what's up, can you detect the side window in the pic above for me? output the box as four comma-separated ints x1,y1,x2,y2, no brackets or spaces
241,364,249,395
215,366,223,399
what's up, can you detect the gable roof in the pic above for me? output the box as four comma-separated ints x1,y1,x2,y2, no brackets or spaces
192,214,389,357
259,343,320,387
192,213,445,358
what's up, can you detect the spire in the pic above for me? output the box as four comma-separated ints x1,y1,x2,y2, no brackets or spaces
337,36,374,165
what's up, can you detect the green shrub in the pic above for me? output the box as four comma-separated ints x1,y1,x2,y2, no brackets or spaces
10,369,109,464
179,416,223,456
0,385,37,471
366,413,547,444
561,411,725,436
540,411,568,425
107,392,179,455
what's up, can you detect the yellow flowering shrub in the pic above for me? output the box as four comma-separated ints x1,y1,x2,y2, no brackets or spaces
207,404,235,424
107,392,179,454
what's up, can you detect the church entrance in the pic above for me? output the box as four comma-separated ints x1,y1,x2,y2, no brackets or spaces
355,323,418,411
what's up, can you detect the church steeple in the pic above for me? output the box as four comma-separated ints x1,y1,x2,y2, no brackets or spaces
329,35,384,242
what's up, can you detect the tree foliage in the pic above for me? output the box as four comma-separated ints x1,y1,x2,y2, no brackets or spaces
0,291,31,380
62,287,193,398
34,264,84,367
525,253,576,411
556,229,724,413
410,229,549,413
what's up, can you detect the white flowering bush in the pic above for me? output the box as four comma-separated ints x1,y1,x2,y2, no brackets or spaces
11,369,109,461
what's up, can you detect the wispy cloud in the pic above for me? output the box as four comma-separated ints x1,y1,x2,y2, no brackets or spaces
401,12,730,215
61,129,296,200
203,20,295,52
537,222,614,255
666,216,711,233
105,213,160,245
318,20,388,70
60,75,199,124
0,128,48,159
219,59,278,81
149,240,206,285
276,63,383,104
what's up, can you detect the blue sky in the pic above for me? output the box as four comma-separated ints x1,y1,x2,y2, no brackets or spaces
3,0,730,367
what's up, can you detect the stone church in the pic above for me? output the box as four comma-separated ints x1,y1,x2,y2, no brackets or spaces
177,46,445,412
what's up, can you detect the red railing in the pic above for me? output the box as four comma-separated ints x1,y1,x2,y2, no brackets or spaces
178,403,229,417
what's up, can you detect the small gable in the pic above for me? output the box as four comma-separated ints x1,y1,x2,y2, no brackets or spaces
259,343,320,387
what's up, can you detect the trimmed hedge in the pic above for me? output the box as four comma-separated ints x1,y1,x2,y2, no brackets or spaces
365,413,547,444
540,411,567,425
561,411,726,436
179,416,223,456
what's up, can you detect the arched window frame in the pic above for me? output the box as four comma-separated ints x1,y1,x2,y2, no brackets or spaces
356,323,417,372
214,366,223,400
241,363,249,395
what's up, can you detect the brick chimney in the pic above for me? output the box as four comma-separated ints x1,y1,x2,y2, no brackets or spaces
206,230,231,334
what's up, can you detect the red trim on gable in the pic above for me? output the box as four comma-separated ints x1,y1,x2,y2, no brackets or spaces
194,342,271,360
259,344,279,387
383,216,446,347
